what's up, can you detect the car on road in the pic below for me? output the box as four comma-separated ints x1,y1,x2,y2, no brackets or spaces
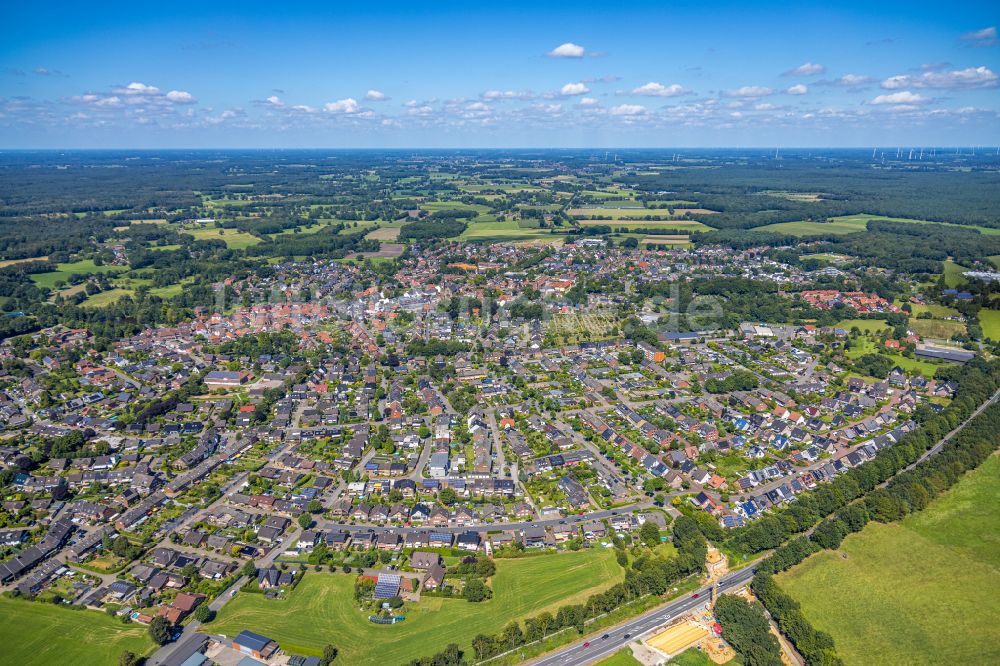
583,642,591,648
623,634,631,639
601,634,609,640
691,593,699,599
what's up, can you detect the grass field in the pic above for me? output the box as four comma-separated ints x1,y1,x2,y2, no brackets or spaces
978,309,1000,341
183,226,262,249
213,550,624,662
667,647,738,665
756,214,1000,238
777,454,1000,666
0,597,154,665
908,318,965,340
754,218,868,236
30,260,128,289
81,288,134,308
942,259,971,288
597,649,643,665
904,302,959,318
835,319,891,334
843,334,942,376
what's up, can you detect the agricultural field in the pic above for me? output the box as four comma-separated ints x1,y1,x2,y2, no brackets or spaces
569,207,716,220
182,226,262,249
0,256,48,268
0,597,154,665
30,260,128,289
776,455,1000,666
546,310,619,343
458,219,563,243
212,549,624,663
577,220,714,233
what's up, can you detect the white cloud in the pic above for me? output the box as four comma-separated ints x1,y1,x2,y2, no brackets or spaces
365,89,387,101
961,26,997,47
632,81,687,97
95,96,122,108
881,66,997,90
578,97,598,106
871,91,928,105
323,98,360,114
166,90,196,104
482,89,534,100
835,74,874,87
264,95,285,107
725,86,773,98
547,42,586,58
560,82,590,96
610,104,645,116
785,84,808,95
784,62,826,76
121,82,159,95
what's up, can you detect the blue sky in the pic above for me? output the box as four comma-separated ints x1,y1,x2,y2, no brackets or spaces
1,1,997,147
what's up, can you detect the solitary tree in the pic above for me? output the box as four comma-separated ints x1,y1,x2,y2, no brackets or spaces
320,644,339,665
148,616,171,645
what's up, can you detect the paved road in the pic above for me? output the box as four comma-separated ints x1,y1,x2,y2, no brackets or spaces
529,566,758,666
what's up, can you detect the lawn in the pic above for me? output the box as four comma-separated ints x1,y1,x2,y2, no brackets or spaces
183,226,262,249
30,260,127,289
776,454,1000,666
0,597,155,665
979,309,1000,341
213,549,624,663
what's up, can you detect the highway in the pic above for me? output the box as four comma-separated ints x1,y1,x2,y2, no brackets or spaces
530,566,758,666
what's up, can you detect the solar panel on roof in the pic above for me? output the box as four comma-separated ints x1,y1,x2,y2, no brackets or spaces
373,573,401,599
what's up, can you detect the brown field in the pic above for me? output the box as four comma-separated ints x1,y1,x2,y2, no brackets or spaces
0,256,48,268
365,226,401,241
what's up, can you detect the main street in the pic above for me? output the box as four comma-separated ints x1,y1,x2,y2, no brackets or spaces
530,566,758,666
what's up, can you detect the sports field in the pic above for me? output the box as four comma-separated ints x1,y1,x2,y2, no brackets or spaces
213,550,623,663
776,454,1000,666
0,597,154,665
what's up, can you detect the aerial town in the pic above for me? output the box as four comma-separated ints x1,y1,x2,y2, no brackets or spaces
2,3,1000,665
